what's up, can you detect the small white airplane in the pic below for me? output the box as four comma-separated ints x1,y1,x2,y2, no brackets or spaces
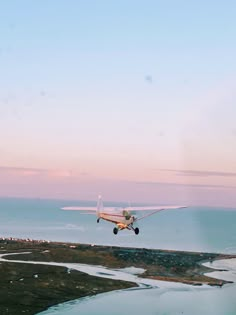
62,195,187,235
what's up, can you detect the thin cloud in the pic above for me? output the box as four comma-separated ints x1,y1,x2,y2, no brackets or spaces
0,166,45,176
134,180,236,190
47,170,72,178
161,169,236,178
0,166,72,178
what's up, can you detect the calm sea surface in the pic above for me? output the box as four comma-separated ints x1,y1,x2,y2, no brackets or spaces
1,198,236,314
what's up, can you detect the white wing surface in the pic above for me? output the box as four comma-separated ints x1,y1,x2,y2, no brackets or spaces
62,205,186,212
125,205,187,221
62,206,97,211
61,206,120,213
124,205,187,212
61,203,187,220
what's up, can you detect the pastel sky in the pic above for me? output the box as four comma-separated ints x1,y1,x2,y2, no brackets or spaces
1,1,236,206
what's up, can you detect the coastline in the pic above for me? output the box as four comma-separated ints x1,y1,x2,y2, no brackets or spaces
0,238,235,315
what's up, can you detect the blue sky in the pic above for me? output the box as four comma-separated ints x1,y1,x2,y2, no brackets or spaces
1,1,236,206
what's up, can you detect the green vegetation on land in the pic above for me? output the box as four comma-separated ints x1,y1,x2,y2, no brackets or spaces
0,238,235,315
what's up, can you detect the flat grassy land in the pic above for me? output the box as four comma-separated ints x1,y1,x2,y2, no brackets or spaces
0,238,235,315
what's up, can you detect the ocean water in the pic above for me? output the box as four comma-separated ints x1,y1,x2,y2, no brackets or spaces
0,197,236,315
0,197,236,253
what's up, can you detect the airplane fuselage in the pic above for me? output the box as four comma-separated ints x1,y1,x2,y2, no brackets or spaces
99,212,135,227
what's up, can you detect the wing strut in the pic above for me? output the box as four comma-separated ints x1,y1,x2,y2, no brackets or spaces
136,208,166,221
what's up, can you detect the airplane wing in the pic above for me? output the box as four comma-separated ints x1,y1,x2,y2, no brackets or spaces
124,205,187,212
61,204,187,219
61,206,97,215
125,205,187,221
62,206,97,211
61,206,119,213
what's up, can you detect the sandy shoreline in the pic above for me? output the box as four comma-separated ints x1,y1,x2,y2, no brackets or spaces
0,238,235,315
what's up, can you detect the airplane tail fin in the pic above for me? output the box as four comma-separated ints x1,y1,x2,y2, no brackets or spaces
96,194,103,218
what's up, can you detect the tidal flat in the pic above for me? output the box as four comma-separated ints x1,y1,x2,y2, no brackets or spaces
0,238,235,315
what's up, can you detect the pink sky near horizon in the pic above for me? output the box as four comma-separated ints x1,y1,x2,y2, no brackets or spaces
1,165,236,207
1,2,236,207
1,85,236,207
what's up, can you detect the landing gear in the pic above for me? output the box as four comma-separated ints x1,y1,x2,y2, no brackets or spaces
112,225,139,235
97,218,100,223
113,227,118,235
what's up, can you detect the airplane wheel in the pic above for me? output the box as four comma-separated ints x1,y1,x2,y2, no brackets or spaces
97,218,100,223
134,227,139,235
113,227,118,235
